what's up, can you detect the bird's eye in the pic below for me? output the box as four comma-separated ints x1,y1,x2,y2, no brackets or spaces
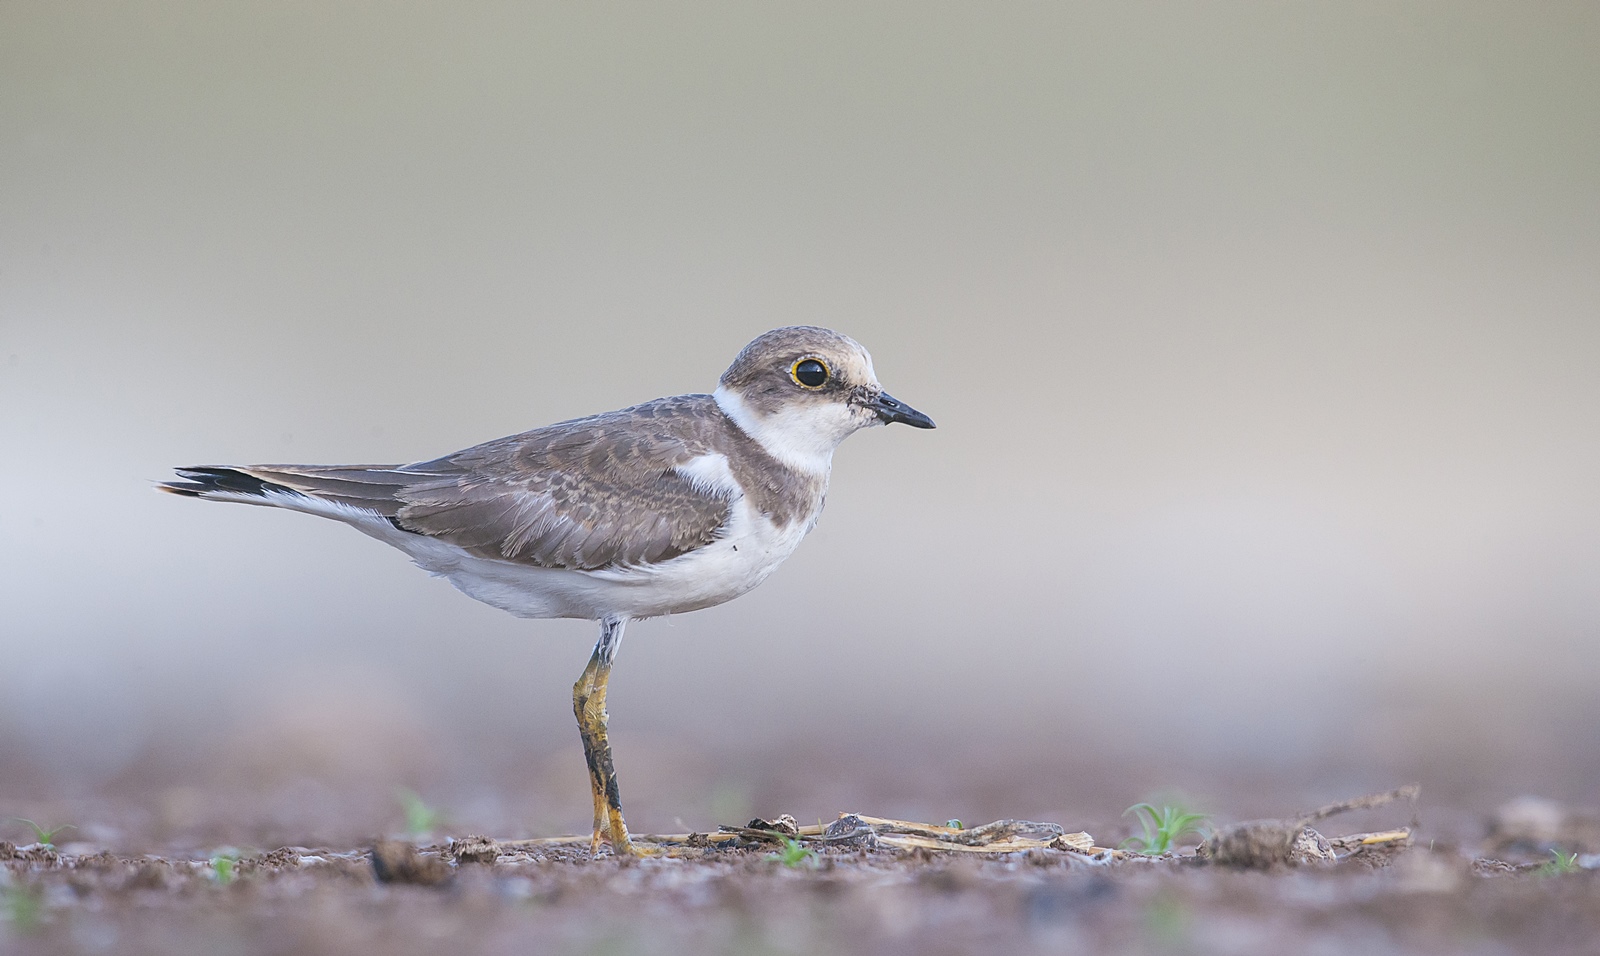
791,358,830,389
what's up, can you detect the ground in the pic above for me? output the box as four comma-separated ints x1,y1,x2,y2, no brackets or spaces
4,762,1598,956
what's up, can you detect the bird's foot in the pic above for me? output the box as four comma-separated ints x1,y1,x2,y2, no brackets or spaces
588,829,663,858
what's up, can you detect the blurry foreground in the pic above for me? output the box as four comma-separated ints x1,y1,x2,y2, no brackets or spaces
5,775,1600,956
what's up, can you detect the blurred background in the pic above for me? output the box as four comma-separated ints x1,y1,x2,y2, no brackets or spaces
2,2,1597,849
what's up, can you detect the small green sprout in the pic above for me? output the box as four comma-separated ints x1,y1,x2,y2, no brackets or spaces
210,848,241,885
1144,890,1189,946
1538,849,1581,877
395,788,443,837
945,820,964,830
0,881,43,934
9,819,74,848
1121,803,1208,855
709,785,752,827
763,837,817,868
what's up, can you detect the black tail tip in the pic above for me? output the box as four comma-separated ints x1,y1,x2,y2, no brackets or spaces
157,481,207,497
159,466,289,499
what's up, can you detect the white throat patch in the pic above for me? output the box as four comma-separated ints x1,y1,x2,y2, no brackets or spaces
713,385,866,476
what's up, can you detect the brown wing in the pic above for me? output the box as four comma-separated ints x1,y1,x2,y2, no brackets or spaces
390,396,732,570
164,395,738,571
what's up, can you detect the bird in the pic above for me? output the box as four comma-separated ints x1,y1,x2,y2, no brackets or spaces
160,326,935,855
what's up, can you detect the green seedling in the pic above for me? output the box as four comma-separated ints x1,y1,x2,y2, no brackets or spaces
763,837,817,868
1538,849,1580,877
1121,803,1209,855
0,881,43,934
709,784,752,828
210,848,241,885
945,820,964,830
9,819,74,848
395,788,443,837
1144,890,1189,946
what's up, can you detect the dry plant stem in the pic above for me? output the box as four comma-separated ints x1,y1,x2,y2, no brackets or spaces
492,815,1098,855
1328,829,1412,852
854,816,1062,845
1294,785,1420,826
717,815,1097,854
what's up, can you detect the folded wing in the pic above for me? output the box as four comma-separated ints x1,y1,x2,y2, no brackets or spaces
163,398,734,571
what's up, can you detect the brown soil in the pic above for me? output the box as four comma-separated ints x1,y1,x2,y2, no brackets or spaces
4,792,1598,956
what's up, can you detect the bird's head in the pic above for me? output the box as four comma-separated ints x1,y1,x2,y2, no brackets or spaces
713,326,934,475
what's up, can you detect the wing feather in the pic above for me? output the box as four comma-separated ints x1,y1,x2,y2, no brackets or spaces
390,397,734,569
168,396,740,571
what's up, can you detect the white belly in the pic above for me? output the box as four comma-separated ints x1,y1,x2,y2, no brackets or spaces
332,453,824,621
395,496,815,620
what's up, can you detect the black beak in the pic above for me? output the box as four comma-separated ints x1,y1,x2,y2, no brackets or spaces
866,391,936,429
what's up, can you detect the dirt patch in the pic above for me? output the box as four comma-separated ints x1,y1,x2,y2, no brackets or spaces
1197,785,1419,868
4,792,1600,955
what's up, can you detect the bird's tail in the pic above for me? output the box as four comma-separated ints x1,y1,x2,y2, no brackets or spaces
160,466,288,501
158,464,413,518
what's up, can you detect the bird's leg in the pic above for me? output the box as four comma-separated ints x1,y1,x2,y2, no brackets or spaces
571,645,610,852
572,617,641,856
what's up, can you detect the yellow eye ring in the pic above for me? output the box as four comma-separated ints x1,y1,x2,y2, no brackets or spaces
790,357,830,389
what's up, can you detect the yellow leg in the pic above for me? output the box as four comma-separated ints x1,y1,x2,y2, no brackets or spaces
572,648,610,853
572,618,648,856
